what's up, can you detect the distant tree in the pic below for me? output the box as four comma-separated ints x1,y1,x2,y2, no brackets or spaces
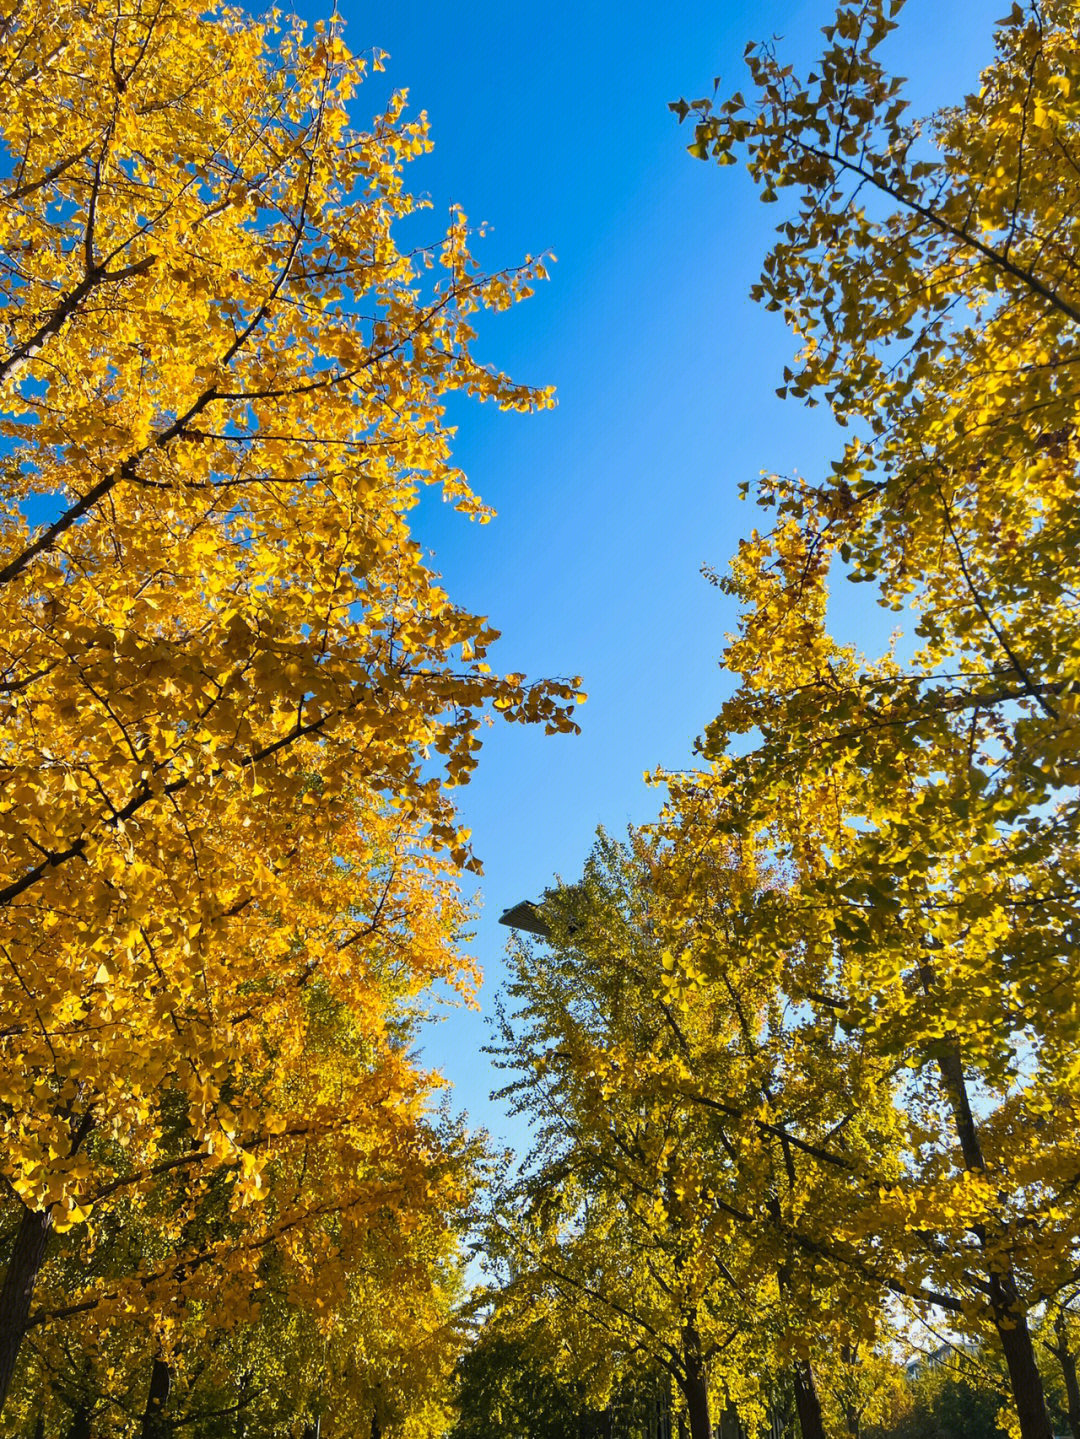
866,1354,1006,1439
484,832,911,1439
450,1334,611,1439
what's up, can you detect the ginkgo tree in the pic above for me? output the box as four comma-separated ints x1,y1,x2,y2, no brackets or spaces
0,0,580,1417
484,832,911,1439
7,1062,477,1436
484,836,762,1439
669,2,1080,1437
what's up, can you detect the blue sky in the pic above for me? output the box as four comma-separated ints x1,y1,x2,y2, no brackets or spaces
318,0,1004,1145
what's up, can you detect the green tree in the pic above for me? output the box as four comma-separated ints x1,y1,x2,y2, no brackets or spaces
484,833,912,1439
866,1351,1006,1439
450,1333,612,1439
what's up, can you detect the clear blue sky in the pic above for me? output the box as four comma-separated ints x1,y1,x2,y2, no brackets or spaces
313,0,1003,1145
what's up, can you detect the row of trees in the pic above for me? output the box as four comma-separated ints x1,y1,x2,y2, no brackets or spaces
0,0,577,1431
474,4,1080,1439
479,830,1080,1439
4,0,1080,1432
449,1323,1038,1439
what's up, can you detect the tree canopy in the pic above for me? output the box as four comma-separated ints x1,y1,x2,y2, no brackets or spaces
664,2,1080,1435
7,0,1080,1434
0,0,578,1429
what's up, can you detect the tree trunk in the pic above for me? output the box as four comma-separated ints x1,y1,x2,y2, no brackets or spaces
718,1402,743,1439
1061,1350,1080,1439
767,1226,827,1439
1052,1315,1080,1439
995,1309,1054,1439
935,1043,1053,1439
660,1383,672,1439
792,1360,828,1439
0,1203,52,1412
66,1407,92,1439
140,1358,172,1438
839,1344,860,1438
679,1323,712,1439
681,1370,711,1439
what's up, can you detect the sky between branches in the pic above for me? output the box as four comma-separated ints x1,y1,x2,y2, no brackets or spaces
295,0,1004,1145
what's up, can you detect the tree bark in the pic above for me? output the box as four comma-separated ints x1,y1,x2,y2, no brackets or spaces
0,1203,52,1412
140,1357,172,1438
935,1044,1053,1439
681,1370,711,1439
766,1212,827,1439
678,1322,712,1439
792,1360,828,1439
839,1344,861,1438
994,1307,1054,1439
1051,1314,1080,1439
718,1401,743,1439
66,1407,91,1439
1060,1350,1080,1439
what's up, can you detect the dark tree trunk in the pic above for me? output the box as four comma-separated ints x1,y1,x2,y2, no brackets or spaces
839,1344,861,1438
792,1361,828,1439
995,1308,1054,1439
718,1402,743,1439
66,1407,92,1439
681,1370,711,1439
1051,1314,1080,1439
935,1043,1053,1439
0,1203,52,1413
766,1220,827,1439
678,1323,712,1439
140,1358,172,1438
303,1420,321,1439
1060,1350,1080,1439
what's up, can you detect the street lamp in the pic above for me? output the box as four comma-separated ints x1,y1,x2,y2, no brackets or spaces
497,900,551,937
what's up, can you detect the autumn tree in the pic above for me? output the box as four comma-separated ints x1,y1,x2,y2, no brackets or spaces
484,832,912,1439
0,0,579,1415
6,1048,478,1436
668,3,1080,1437
484,836,762,1439
449,1332,617,1439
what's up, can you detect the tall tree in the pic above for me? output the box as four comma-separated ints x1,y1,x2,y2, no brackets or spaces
671,3,1080,1436
0,0,579,1414
485,833,905,1439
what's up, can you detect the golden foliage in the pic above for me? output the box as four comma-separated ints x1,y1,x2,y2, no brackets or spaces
0,0,578,1427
